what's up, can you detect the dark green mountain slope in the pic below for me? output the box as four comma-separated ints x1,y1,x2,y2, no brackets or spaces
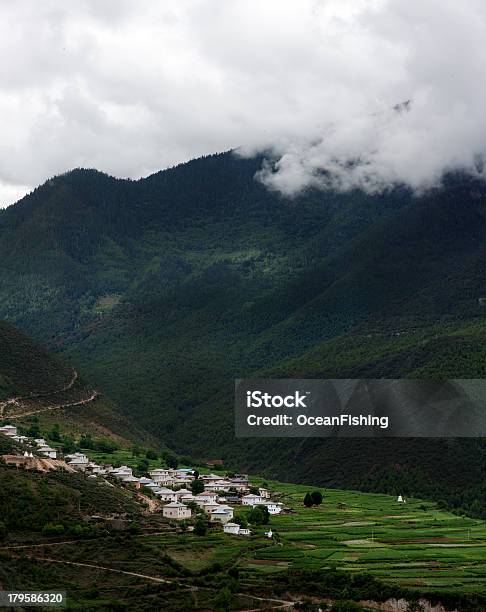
1,153,486,508
0,320,73,400
0,320,153,445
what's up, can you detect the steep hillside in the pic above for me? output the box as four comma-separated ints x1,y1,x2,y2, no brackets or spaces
1,153,486,504
0,320,73,399
0,463,142,534
0,320,154,446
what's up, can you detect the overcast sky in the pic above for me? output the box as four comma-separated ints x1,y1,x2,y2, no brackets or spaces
1,0,486,206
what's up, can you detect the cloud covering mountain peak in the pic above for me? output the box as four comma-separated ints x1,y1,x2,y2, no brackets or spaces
1,0,486,204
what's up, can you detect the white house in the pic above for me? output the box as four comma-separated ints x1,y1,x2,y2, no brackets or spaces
67,453,90,470
38,445,57,459
145,482,164,494
174,488,192,499
210,506,234,524
34,438,46,446
239,528,252,536
162,501,192,520
120,475,140,488
180,494,195,503
262,502,282,515
223,522,241,535
139,477,154,487
12,435,29,443
155,475,177,486
173,476,192,486
155,487,178,502
111,466,133,479
229,478,250,492
0,425,17,437
259,488,270,499
150,468,170,477
118,472,137,482
89,464,107,475
195,492,218,504
149,469,182,485
202,502,220,515
241,494,263,506
202,473,222,482
204,481,232,492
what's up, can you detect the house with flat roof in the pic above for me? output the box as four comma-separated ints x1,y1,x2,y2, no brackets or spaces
155,487,178,502
162,501,191,520
241,494,263,506
262,502,282,515
139,476,153,485
0,425,17,437
38,445,57,459
202,502,220,514
66,453,90,470
195,492,218,504
223,522,241,535
210,506,234,524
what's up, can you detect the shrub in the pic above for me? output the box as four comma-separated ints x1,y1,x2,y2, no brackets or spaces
248,505,270,525
165,455,178,469
127,521,141,535
190,479,205,495
42,523,65,536
69,523,93,538
95,439,119,454
213,586,232,610
194,518,207,536
234,515,248,528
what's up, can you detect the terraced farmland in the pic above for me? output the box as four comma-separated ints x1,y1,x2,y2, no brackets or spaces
243,480,486,596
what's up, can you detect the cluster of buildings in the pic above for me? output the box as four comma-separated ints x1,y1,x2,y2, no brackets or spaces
62,460,283,527
0,426,283,534
0,425,58,459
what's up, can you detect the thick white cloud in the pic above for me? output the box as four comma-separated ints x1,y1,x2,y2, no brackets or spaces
1,0,486,205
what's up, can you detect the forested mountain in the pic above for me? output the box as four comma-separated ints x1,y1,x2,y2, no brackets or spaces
1,151,486,511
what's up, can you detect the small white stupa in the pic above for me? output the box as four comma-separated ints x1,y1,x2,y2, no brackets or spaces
265,529,273,539
397,495,404,503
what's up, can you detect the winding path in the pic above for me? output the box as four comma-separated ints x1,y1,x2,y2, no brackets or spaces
4,542,296,609
30,558,295,609
0,369,98,420
8,390,99,419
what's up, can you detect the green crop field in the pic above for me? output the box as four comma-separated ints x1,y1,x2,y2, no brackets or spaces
74,450,486,597
237,478,486,596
